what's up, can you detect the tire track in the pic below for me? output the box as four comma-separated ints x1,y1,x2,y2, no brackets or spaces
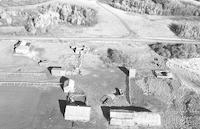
96,1,136,38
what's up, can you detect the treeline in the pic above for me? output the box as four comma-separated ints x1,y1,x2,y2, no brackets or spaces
149,43,200,58
106,0,200,16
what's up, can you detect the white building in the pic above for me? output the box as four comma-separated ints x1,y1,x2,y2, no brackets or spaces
129,69,136,79
153,70,173,79
64,105,91,122
110,109,161,127
14,40,31,55
51,67,66,77
64,79,75,93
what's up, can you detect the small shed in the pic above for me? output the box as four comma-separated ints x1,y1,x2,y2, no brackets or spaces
64,105,91,122
51,67,66,77
14,40,31,55
110,109,161,127
67,92,86,104
129,69,136,78
153,70,173,79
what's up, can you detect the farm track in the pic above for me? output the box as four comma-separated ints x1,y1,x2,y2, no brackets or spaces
0,72,48,81
96,1,136,38
0,72,60,88
0,81,60,88
0,36,199,44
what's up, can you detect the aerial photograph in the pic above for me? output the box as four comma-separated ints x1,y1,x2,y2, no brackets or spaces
0,0,200,129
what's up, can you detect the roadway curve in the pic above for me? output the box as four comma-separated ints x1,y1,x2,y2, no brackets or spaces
96,0,136,38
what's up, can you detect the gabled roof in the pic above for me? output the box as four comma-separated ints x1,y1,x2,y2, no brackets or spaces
64,105,91,122
110,110,161,127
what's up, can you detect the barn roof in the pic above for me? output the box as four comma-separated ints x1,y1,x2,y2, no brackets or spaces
64,105,91,122
110,109,161,127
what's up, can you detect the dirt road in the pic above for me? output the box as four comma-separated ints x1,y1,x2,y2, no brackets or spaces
0,37,199,44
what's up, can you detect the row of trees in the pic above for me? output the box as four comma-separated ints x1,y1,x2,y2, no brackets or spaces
149,43,200,58
109,0,200,16
25,3,97,34
170,22,200,40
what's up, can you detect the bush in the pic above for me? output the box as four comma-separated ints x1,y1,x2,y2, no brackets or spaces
100,48,132,66
108,0,200,16
169,22,200,40
24,3,97,34
149,43,200,58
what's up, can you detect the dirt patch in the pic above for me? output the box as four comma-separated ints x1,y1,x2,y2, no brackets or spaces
149,43,200,58
102,0,200,16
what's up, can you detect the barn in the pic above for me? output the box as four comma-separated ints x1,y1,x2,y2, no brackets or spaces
64,105,91,122
110,109,161,127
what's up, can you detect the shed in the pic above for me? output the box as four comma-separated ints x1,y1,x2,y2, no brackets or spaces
64,105,91,122
129,69,136,78
110,109,161,127
14,41,31,55
51,67,66,77
64,79,75,93
67,92,86,104
153,70,173,79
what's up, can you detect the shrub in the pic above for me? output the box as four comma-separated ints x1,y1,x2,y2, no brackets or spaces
169,22,200,40
149,43,200,58
24,3,97,34
100,48,132,66
107,0,200,16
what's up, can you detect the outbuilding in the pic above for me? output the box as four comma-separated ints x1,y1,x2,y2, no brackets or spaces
13,40,31,55
152,70,173,79
63,79,75,93
51,67,66,77
129,68,136,79
64,105,91,122
110,109,161,127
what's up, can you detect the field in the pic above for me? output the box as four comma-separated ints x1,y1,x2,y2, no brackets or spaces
0,0,200,129
0,38,198,129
